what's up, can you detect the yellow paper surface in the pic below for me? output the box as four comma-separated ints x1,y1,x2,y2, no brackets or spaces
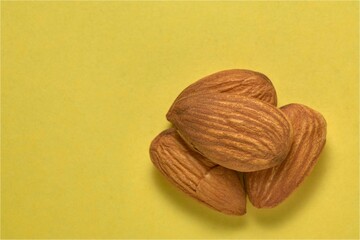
1,1,359,239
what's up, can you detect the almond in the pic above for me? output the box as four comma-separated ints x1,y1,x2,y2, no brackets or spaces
167,94,293,172
244,104,327,208
150,128,246,215
173,69,277,106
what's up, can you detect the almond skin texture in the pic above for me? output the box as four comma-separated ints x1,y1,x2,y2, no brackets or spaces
244,104,327,208
167,94,293,172
150,128,246,215
173,69,277,106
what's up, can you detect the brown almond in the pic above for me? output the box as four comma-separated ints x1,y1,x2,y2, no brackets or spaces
150,128,246,215
173,69,277,106
244,104,327,208
197,166,246,215
167,94,293,172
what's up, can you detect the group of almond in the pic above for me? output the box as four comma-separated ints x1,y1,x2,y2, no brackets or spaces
150,69,327,216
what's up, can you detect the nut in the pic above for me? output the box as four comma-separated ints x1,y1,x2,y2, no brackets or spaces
244,104,327,208
150,128,246,215
150,69,327,216
173,69,277,106
167,94,293,172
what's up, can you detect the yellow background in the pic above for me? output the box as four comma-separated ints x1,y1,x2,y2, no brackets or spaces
1,1,359,239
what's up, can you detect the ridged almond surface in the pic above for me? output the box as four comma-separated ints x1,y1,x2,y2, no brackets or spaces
173,69,277,106
150,128,246,215
244,104,327,208
197,166,246,215
167,94,293,172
